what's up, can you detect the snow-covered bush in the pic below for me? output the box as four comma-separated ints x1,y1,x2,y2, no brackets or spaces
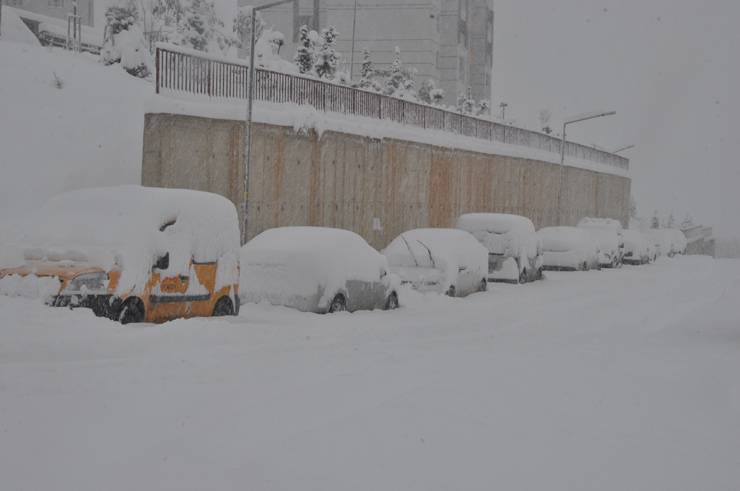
383,47,417,100
233,5,264,52
100,1,152,78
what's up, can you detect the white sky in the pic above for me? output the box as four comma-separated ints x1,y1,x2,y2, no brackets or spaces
493,0,738,236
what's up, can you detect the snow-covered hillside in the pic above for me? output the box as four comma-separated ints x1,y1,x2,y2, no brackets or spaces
0,256,739,491
0,41,150,232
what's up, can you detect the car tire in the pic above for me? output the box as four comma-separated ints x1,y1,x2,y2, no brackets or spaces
479,279,488,292
385,292,399,310
213,296,235,317
518,269,527,284
446,285,456,297
119,297,145,325
328,294,347,313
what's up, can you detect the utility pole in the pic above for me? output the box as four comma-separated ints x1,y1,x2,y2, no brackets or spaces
349,0,358,80
313,0,320,31
556,110,617,225
243,0,295,245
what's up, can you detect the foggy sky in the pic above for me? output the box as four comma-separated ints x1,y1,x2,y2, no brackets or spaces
227,0,737,236
493,0,738,235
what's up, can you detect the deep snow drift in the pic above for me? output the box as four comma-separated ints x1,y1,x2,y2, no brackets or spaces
0,41,151,234
1,256,738,491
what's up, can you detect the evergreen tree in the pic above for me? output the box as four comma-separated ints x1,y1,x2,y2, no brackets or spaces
384,47,406,96
457,89,475,114
356,49,376,90
667,211,675,228
294,25,317,74
651,210,660,229
315,26,339,79
418,79,436,104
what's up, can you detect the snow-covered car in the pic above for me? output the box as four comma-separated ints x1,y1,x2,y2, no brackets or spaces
383,228,489,297
622,229,652,265
669,229,688,256
0,186,241,323
645,229,675,258
537,226,600,271
239,227,399,313
577,217,625,268
456,213,544,283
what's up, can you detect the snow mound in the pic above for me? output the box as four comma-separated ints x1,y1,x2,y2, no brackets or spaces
0,41,151,234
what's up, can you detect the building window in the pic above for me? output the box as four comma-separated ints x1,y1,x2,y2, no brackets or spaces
7,0,23,5
48,0,64,7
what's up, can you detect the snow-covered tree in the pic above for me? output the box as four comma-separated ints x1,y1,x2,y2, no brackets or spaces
179,0,225,52
418,79,435,104
315,26,339,79
360,48,373,80
100,0,152,78
629,196,638,219
457,89,475,115
294,24,317,74
651,210,660,229
476,99,490,116
681,213,694,229
666,211,675,229
232,6,265,53
430,87,445,106
383,47,416,99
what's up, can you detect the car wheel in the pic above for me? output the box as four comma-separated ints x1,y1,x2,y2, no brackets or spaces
328,294,347,313
581,262,589,271
518,269,527,284
118,297,145,325
213,296,235,317
479,279,488,292
385,292,399,310
446,285,456,297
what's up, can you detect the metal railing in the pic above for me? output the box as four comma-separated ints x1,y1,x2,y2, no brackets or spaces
155,44,629,171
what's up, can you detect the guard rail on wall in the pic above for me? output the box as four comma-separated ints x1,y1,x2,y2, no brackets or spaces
154,44,629,172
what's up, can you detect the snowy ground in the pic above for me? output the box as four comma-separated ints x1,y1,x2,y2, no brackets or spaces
1,256,739,491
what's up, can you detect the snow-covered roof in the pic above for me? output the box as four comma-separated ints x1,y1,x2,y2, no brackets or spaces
456,213,539,258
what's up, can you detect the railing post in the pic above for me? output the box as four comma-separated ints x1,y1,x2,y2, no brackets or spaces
155,48,160,94
207,59,212,98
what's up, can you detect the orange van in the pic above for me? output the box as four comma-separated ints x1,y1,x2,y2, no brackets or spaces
0,186,240,324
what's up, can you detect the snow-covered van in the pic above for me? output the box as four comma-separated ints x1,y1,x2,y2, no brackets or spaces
537,226,600,271
456,213,544,284
645,229,675,258
240,227,399,313
577,217,625,268
0,186,241,323
383,228,489,297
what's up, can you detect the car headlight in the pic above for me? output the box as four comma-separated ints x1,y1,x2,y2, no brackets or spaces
65,272,108,295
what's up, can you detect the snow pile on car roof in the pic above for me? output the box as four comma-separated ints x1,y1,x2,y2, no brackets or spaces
538,226,593,253
384,228,488,287
577,217,623,230
456,213,539,258
3,186,240,294
240,227,388,309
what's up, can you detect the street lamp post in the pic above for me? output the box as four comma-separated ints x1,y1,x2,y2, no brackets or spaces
556,110,616,225
349,0,358,80
243,0,296,245
499,102,508,121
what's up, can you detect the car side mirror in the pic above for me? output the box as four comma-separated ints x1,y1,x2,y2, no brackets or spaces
153,253,170,271
380,268,388,279
458,266,467,272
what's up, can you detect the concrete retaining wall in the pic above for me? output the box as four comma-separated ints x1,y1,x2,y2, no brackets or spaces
143,113,631,249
